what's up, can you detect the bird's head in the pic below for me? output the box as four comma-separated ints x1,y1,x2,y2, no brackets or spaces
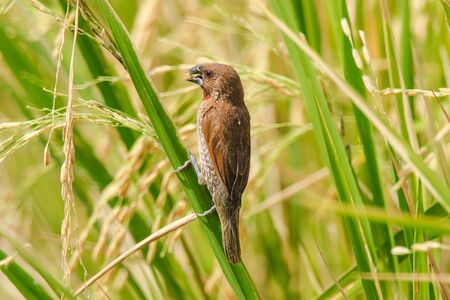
186,63,244,102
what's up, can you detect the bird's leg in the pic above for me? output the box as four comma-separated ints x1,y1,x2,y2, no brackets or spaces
175,152,215,217
174,151,206,184
197,204,216,217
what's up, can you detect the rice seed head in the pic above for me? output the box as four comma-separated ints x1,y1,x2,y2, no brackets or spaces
391,246,411,256
362,75,376,92
340,18,351,39
352,49,364,70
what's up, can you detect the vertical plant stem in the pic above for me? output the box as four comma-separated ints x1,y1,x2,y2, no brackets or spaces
92,1,259,298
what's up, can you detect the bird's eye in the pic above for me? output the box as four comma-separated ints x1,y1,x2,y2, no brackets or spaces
205,70,214,77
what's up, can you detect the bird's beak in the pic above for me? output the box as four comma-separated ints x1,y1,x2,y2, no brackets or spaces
186,65,203,86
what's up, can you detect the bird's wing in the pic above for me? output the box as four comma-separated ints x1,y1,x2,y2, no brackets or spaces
201,105,250,200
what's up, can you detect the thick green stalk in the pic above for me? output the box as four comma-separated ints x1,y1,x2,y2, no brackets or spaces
94,1,258,298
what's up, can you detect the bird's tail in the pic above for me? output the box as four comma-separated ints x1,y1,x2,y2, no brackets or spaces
222,209,241,264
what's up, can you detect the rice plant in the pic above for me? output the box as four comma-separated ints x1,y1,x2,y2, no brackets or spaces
0,0,449,299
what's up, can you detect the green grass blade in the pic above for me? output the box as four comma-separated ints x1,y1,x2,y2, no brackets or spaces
0,249,54,300
57,0,138,150
2,1,449,298
399,0,414,119
268,1,381,298
290,0,321,53
258,1,450,211
389,147,414,296
0,232,76,300
76,22,138,149
336,0,397,278
440,0,450,30
0,23,113,188
2,8,207,298
380,0,417,148
315,201,449,299
94,1,259,298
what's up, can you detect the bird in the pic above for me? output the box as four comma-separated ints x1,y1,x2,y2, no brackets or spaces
185,63,251,264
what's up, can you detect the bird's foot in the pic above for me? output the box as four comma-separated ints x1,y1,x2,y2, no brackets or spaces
174,151,202,178
196,204,216,217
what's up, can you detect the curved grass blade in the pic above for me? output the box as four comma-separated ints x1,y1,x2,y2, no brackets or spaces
93,1,259,298
315,201,449,299
0,232,76,300
268,1,382,298
335,0,397,280
257,1,450,211
0,249,55,300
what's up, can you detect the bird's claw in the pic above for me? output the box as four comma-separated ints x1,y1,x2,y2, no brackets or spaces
196,205,216,217
173,158,191,173
174,152,203,180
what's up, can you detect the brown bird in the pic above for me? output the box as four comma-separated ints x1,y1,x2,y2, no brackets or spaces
185,63,251,263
